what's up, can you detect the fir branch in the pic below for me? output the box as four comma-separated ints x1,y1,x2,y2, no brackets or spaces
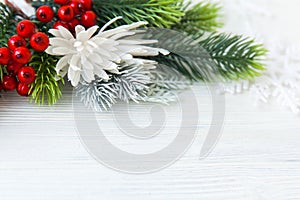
149,64,191,90
146,64,192,104
0,65,3,81
146,29,218,81
93,0,184,28
31,0,58,10
198,33,267,80
0,3,17,47
174,1,222,34
113,63,151,103
145,87,179,104
146,29,266,81
76,80,118,112
75,62,152,111
29,52,64,105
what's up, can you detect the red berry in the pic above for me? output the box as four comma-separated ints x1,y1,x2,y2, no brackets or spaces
17,83,31,96
18,66,36,84
79,0,92,10
30,32,49,52
6,61,23,75
2,75,17,91
54,0,69,5
16,20,36,38
80,11,97,27
0,47,11,65
58,5,74,22
36,5,55,23
12,47,32,64
7,35,27,50
68,18,80,31
53,21,70,30
69,1,84,15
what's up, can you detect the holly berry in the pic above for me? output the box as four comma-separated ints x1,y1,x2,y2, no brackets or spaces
12,47,32,64
68,18,80,31
6,62,23,75
17,83,31,96
0,47,11,65
7,35,27,50
36,5,55,23
80,11,97,27
54,0,69,5
18,66,36,84
58,5,74,22
2,75,17,91
30,32,50,52
79,0,92,11
53,21,70,30
69,1,84,15
16,20,36,38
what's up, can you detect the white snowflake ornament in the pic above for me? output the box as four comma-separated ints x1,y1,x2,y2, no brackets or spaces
46,17,169,86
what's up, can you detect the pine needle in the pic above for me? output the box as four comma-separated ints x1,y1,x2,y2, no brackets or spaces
93,0,184,28
29,52,64,105
174,1,223,34
146,29,267,81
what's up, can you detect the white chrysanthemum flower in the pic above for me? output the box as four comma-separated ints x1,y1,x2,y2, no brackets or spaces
46,16,169,86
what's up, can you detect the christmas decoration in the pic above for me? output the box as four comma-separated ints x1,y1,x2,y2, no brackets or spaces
0,0,267,111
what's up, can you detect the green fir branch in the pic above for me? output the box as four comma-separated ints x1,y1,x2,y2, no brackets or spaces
146,29,266,81
0,3,17,80
29,52,64,105
93,0,184,28
174,1,223,34
0,3,17,47
198,33,267,80
32,0,58,10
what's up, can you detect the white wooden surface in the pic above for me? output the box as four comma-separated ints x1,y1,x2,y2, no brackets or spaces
1,1,300,199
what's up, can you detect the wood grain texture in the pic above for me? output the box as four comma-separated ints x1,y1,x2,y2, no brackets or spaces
1,0,300,199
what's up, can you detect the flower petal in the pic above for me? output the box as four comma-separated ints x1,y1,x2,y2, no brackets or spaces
81,68,95,83
94,67,109,80
58,26,74,40
49,38,74,49
77,26,99,42
45,46,54,55
68,67,81,87
69,54,81,70
49,29,63,38
56,55,71,74
52,47,76,55
75,25,85,36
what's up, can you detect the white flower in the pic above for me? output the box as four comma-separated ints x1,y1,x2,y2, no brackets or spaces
46,17,169,86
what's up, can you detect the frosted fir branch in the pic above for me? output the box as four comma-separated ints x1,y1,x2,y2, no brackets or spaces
75,80,118,112
113,62,152,103
145,64,192,104
149,64,192,90
76,61,154,111
146,87,179,105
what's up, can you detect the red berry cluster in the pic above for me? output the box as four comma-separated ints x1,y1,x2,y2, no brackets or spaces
36,0,97,32
0,20,50,96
